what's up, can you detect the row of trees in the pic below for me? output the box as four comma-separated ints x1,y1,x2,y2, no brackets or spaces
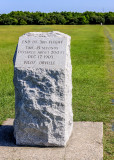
0,11,114,25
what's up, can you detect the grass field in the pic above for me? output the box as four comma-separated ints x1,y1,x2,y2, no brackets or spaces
0,25,113,159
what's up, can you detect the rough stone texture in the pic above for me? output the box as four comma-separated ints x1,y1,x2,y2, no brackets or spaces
0,119,103,160
13,31,73,146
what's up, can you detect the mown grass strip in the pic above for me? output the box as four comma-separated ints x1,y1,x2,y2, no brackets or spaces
103,25,114,160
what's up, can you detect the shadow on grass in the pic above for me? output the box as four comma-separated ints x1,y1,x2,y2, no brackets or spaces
0,125,16,147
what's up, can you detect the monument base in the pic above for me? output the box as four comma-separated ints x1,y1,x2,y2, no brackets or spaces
0,119,103,160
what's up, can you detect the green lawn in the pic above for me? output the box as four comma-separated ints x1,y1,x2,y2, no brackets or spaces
0,25,113,159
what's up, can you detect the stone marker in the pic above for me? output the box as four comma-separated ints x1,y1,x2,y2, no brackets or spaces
13,31,73,146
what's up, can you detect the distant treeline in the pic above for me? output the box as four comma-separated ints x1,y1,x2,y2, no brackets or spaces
0,11,114,25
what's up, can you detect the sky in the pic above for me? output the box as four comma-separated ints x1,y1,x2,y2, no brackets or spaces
0,0,114,14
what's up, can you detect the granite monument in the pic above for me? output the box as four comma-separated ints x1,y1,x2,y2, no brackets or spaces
13,31,73,146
